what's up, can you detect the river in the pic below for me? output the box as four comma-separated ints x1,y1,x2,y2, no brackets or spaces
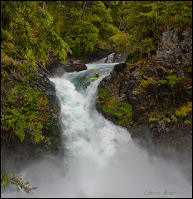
1,63,192,198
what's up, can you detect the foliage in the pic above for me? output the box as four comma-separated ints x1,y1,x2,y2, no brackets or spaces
184,120,191,125
175,102,192,117
109,32,130,53
1,0,192,147
53,102,58,113
108,1,192,60
149,117,158,122
140,77,157,88
1,83,48,143
171,115,178,122
1,1,71,63
1,1,192,61
1,55,50,144
163,117,171,123
166,75,181,88
97,87,110,106
97,88,133,126
1,172,37,195
141,38,156,54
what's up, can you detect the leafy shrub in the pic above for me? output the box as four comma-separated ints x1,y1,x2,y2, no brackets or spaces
141,38,156,54
166,75,181,88
1,82,49,143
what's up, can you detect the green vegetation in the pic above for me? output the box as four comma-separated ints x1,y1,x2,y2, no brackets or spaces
166,75,181,88
175,102,192,117
1,1,71,64
53,102,58,113
149,117,159,122
163,117,171,124
1,60,49,143
140,77,158,88
171,115,178,122
147,101,192,125
109,1,192,60
2,1,192,61
184,120,191,125
1,0,192,193
98,88,133,126
1,172,37,195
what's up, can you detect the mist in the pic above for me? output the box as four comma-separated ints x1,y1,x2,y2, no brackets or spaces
2,63,191,198
2,138,191,198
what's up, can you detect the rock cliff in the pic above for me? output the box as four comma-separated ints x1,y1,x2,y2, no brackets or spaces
96,29,192,158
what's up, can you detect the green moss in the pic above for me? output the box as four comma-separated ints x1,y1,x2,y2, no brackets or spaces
97,87,109,106
163,117,171,123
97,88,133,126
140,77,157,88
175,102,192,117
53,102,58,113
171,115,178,122
149,117,158,122
184,120,191,125
161,79,168,84
166,75,181,88
118,101,133,125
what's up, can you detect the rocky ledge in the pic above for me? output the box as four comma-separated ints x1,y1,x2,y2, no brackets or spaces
46,55,87,77
96,29,192,159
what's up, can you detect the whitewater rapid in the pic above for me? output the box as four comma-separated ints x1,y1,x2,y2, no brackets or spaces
1,63,192,198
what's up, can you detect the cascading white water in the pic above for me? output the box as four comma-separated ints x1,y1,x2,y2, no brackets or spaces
105,52,115,63
1,63,192,198
93,53,116,63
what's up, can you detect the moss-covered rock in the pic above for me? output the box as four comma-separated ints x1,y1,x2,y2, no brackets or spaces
96,29,192,158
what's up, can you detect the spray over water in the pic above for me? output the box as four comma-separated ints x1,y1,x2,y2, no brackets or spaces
1,63,192,198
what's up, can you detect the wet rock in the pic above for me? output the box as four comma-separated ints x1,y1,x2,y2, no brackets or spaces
65,61,87,72
113,62,127,72
96,28,192,157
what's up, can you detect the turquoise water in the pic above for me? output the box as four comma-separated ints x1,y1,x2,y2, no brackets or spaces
1,63,191,198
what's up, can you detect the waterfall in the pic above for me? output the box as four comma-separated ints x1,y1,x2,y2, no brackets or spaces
105,52,115,63
93,53,115,64
1,63,192,198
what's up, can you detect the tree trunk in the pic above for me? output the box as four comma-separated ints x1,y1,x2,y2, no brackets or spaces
82,1,87,9
43,1,46,10
119,16,123,30
81,1,87,20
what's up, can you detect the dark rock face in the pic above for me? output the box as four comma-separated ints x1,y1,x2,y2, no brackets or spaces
46,56,87,77
45,56,66,77
156,29,192,69
83,50,126,64
82,48,110,63
64,60,87,72
96,29,192,158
